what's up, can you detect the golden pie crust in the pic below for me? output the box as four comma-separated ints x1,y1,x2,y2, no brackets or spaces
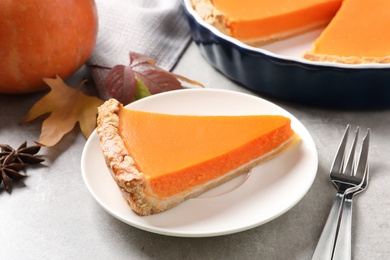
303,52,390,64
191,0,231,36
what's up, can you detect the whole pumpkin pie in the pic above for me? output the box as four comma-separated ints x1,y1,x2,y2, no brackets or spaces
191,0,342,46
192,0,390,64
303,0,390,64
97,98,298,215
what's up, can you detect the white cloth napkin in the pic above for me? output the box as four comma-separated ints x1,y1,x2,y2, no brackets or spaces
88,0,191,99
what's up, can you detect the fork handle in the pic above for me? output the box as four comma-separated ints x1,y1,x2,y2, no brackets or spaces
332,196,353,260
312,193,343,260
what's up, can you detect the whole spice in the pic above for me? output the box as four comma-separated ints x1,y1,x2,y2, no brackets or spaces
0,151,27,190
0,141,44,164
0,141,45,191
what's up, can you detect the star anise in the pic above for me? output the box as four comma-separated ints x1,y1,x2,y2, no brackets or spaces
0,141,44,164
0,151,27,191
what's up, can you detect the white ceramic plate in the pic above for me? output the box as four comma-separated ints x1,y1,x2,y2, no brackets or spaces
81,89,318,237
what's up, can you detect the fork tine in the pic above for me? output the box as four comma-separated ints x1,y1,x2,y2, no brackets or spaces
355,129,370,180
344,127,360,175
331,124,350,174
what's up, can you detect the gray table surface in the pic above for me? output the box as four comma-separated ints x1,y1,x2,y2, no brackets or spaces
1,42,389,259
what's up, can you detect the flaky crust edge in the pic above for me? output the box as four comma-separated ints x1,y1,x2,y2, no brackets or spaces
96,99,153,215
96,98,299,216
191,0,231,36
303,51,390,64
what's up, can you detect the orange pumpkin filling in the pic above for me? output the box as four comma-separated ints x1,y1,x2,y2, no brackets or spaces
304,0,390,63
212,0,342,42
118,108,294,198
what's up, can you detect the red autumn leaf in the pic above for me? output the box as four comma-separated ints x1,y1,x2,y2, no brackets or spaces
129,52,156,69
104,51,204,105
135,69,182,94
105,64,137,105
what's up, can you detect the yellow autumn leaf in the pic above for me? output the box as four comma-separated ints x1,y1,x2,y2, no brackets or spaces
22,75,104,147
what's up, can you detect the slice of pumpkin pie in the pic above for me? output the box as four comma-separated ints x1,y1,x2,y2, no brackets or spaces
96,98,298,215
303,0,390,64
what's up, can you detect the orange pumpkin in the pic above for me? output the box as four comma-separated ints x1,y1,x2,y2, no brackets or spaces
0,0,98,94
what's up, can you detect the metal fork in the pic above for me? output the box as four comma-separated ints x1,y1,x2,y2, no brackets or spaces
312,125,370,260
332,165,369,259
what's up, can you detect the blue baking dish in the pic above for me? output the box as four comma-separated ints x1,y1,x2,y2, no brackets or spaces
182,0,390,108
